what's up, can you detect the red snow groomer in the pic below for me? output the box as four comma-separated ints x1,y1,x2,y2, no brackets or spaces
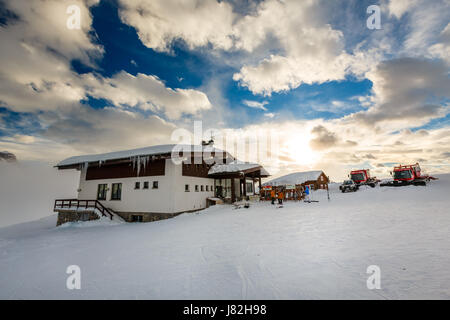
349,169,380,187
380,163,438,187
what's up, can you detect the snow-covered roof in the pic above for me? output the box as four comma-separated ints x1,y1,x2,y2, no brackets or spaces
57,144,230,167
263,170,324,186
208,161,270,176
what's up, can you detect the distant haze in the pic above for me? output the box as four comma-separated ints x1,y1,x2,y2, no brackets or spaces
0,161,78,227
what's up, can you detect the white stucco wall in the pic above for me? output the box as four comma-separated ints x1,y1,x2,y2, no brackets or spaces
170,161,215,212
77,159,214,214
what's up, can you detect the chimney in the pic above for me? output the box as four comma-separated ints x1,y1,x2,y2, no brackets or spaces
202,138,214,146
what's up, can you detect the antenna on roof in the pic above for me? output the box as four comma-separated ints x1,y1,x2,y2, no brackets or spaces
202,133,214,146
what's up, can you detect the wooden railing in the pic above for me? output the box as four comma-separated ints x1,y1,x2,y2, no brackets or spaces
54,199,114,220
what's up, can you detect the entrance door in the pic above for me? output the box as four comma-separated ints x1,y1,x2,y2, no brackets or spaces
215,186,223,198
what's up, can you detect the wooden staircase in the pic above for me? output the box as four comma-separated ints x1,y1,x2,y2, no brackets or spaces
54,199,116,220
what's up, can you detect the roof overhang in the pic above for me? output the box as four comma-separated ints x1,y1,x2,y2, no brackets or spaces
208,165,270,179
56,145,233,170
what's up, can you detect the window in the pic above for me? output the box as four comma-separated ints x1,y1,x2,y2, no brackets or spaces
185,184,190,192
394,170,412,180
201,185,204,192
111,183,122,200
97,184,107,200
153,181,159,189
206,185,209,192
131,215,143,222
195,185,199,192
351,173,365,181
135,182,140,189
143,181,149,189
246,182,253,194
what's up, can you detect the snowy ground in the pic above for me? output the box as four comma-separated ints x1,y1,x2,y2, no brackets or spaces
0,174,449,299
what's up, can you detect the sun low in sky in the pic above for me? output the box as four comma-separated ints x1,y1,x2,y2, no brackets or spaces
0,0,449,181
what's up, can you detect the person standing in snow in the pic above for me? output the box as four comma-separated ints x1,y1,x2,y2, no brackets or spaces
304,185,310,202
278,190,284,205
270,189,276,205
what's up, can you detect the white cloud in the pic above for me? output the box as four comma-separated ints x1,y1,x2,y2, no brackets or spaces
4,0,103,64
0,0,213,120
232,0,355,95
233,53,350,96
41,106,178,154
386,0,419,19
11,135,36,144
242,100,268,111
83,72,212,120
0,0,102,112
428,23,450,64
0,105,179,162
118,0,235,53
347,58,450,129
116,0,450,99
397,0,450,58
117,0,363,96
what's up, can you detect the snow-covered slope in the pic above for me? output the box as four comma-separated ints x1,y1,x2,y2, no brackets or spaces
0,175,449,299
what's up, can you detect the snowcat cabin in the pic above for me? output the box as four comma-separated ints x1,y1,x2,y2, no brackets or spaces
349,169,379,187
392,163,421,182
381,162,438,187
393,168,414,181
350,170,368,184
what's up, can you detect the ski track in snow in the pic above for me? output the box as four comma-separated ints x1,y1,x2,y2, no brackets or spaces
0,174,450,299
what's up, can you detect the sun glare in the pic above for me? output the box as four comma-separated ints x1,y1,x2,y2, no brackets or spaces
284,136,319,166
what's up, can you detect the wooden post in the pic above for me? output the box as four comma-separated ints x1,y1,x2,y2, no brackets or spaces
258,176,262,196
231,178,235,203
243,176,247,198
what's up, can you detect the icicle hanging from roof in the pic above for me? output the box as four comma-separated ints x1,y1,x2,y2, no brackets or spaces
129,155,151,176
136,156,140,176
141,155,149,173
131,156,136,171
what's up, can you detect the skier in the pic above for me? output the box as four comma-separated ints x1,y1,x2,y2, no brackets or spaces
304,185,310,202
270,189,276,205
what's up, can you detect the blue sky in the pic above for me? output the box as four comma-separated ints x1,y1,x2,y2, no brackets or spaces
0,0,449,178
69,0,374,126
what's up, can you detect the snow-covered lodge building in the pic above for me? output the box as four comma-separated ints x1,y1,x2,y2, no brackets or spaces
261,171,329,200
54,144,269,225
